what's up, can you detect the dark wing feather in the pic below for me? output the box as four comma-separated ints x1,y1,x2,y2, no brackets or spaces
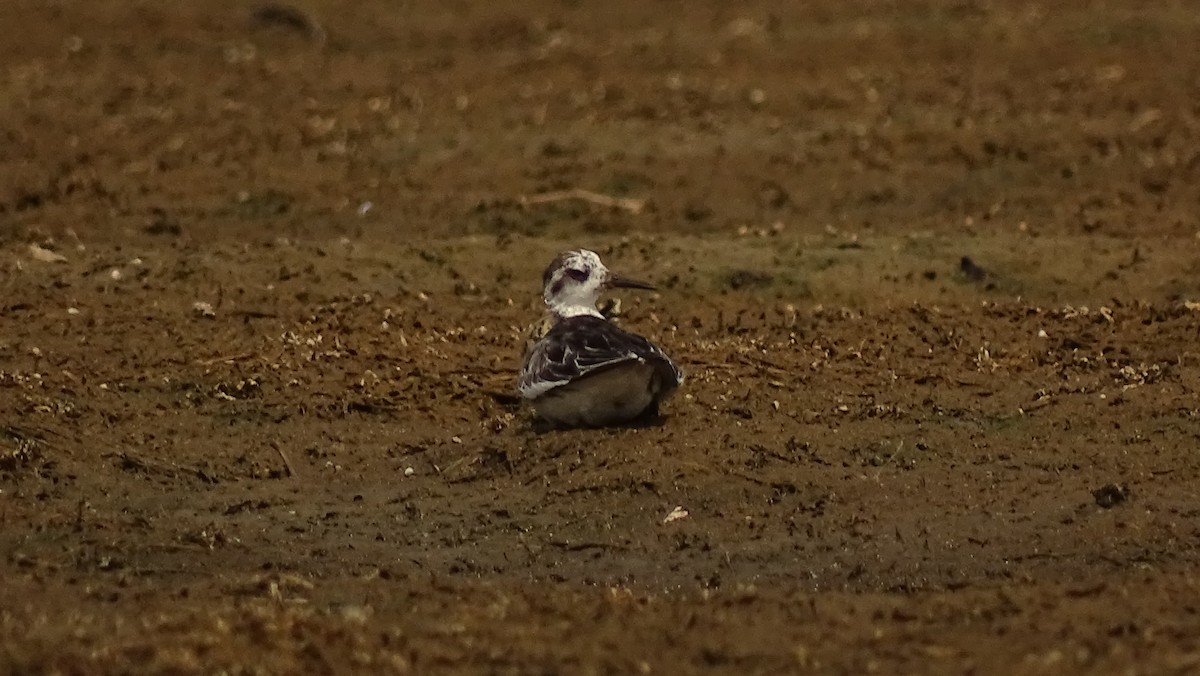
518,316,682,399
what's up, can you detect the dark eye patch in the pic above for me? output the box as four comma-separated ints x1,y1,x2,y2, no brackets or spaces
566,268,588,282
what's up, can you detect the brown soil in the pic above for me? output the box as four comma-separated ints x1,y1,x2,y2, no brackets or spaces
3,1,1200,673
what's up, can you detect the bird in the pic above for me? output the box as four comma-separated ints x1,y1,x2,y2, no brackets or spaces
518,249,684,428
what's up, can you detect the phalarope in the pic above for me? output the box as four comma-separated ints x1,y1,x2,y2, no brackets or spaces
518,250,683,428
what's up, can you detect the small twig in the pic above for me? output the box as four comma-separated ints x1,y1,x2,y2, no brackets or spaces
2,425,56,445
273,443,298,478
230,310,278,320
682,361,738,371
439,453,491,484
195,352,256,366
731,353,789,376
520,188,646,214
111,451,177,477
547,540,627,552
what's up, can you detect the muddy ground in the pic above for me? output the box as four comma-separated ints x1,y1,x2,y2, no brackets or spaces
3,0,1200,673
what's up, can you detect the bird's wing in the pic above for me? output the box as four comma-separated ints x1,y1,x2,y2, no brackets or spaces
518,318,654,399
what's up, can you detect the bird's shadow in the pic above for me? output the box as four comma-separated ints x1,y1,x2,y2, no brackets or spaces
492,390,672,434
529,411,669,435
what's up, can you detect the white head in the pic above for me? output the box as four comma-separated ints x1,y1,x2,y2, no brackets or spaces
541,249,655,318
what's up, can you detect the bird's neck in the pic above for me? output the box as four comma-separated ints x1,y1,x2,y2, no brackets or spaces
548,298,603,319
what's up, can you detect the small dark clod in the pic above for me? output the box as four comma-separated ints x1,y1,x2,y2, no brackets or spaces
251,3,324,40
682,203,713,222
758,182,791,209
1059,337,1084,351
960,256,987,281
144,208,182,236
1092,483,1129,509
727,269,774,290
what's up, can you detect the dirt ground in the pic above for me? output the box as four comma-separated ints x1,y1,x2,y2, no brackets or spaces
3,0,1200,673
